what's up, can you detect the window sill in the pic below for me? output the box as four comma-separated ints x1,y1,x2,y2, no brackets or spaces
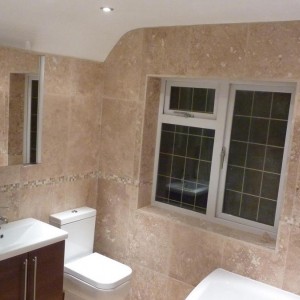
137,205,276,250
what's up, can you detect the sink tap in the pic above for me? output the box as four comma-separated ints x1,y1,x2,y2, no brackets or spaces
0,216,8,225
0,206,8,225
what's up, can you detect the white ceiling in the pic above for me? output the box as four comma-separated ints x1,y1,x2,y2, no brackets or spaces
0,0,300,62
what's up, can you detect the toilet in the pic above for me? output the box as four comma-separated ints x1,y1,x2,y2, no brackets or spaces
49,207,132,300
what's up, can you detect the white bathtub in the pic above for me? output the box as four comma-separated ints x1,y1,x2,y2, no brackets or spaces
186,269,300,300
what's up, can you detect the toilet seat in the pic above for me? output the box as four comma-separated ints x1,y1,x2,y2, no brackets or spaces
64,253,132,290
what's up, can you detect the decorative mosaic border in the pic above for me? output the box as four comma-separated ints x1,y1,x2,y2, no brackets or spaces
0,170,139,193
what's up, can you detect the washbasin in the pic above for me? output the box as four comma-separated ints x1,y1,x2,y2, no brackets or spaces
0,218,68,261
186,269,300,300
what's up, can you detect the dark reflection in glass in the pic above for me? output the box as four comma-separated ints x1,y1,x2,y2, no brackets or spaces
156,124,215,214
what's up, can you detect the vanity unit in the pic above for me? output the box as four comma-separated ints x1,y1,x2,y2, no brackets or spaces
0,218,67,300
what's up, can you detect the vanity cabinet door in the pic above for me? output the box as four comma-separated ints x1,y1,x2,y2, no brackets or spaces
0,253,28,300
28,241,65,300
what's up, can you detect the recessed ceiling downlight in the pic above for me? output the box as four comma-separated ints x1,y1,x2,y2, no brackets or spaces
101,7,114,13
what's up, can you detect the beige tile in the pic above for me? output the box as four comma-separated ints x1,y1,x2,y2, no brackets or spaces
244,21,300,79
222,222,290,288
129,264,168,300
128,210,173,274
100,98,138,178
49,183,67,214
0,190,19,222
64,178,98,210
40,93,70,175
187,23,248,78
50,179,97,216
104,29,144,101
132,102,145,181
143,26,191,76
169,223,224,286
139,77,161,183
142,28,165,75
20,164,48,183
44,55,75,96
0,164,21,185
18,185,53,222
166,277,194,300
72,59,103,97
66,95,101,174
7,49,39,73
281,155,298,220
282,225,300,294
137,183,152,208
162,26,191,75
95,179,131,261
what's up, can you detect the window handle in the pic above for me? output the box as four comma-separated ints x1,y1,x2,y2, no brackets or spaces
220,147,226,169
174,111,194,118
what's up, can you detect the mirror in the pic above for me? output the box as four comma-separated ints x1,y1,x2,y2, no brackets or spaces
0,51,45,167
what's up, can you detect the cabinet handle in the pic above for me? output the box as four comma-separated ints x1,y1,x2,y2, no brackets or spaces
23,259,28,300
32,256,37,300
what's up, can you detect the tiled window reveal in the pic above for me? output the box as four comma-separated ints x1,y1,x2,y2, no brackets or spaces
152,80,294,235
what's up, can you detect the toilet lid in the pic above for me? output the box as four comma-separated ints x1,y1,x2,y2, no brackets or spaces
64,253,132,290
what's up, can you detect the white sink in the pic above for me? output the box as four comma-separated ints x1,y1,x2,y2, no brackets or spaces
0,218,68,261
186,269,300,300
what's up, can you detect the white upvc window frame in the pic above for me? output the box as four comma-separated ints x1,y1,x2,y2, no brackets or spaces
151,78,295,237
216,82,296,234
164,80,219,119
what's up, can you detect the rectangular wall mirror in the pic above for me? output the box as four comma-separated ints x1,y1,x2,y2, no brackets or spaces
0,51,45,167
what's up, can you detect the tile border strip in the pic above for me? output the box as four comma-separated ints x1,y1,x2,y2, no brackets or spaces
0,170,139,193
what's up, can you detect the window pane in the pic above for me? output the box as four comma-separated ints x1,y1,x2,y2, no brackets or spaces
156,124,215,214
223,90,291,226
169,86,215,114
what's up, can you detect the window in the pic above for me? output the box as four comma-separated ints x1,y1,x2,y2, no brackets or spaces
152,80,294,235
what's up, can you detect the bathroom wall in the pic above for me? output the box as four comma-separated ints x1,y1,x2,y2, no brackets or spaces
95,21,300,299
0,47,103,223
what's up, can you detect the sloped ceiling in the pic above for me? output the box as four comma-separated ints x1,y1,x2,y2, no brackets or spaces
0,0,300,62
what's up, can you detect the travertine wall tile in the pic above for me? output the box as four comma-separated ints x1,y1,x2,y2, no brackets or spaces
72,59,103,97
161,27,191,75
95,178,132,262
39,94,70,177
222,221,290,288
132,102,146,181
169,223,225,286
128,210,173,274
139,77,161,184
244,22,300,79
129,264,169,300
187,24,248,78
44,55,75,96
18,185,53,222
283,225,300,294
100,98,139,178
104,30,144,101
66,95,101,174
165,278,194,300
142,29,166,75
